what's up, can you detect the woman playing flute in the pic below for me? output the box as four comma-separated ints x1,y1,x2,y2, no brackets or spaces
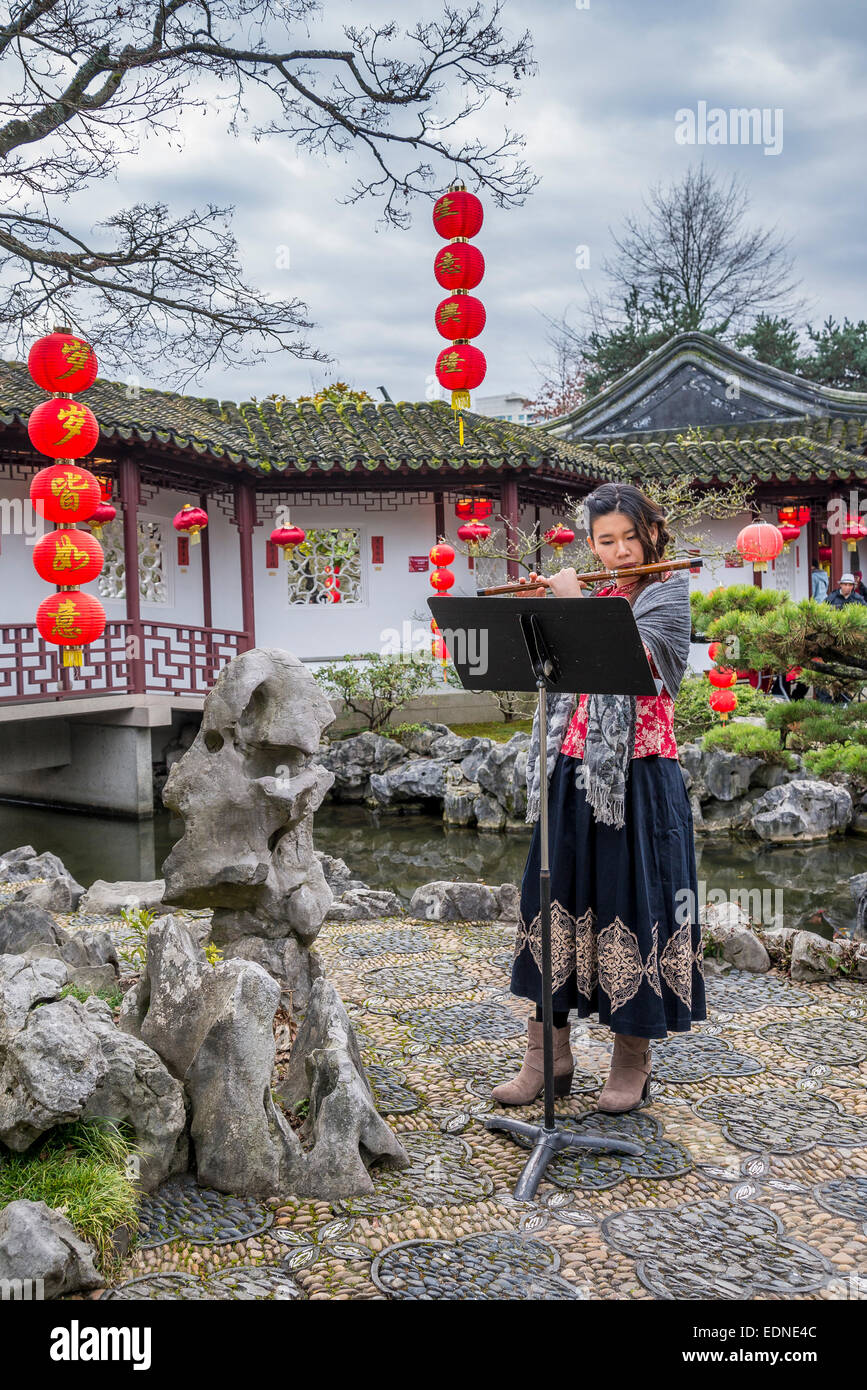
492,482,706,1112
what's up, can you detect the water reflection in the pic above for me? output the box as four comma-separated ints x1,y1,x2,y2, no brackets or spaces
0,798,861,937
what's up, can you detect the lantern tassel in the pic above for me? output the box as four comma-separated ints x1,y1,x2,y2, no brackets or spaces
190,528,201,546
451,389,471,412
63,647,83,668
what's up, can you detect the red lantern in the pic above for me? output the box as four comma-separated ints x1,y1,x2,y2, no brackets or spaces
36,590,106,667
778,522,801,549
736,521,784,572
707,642,725,663
33,527,103,586
27,398,99,459
434,295,486,342
434,242,485,292
430,543,455,567
173,504,209,545
457,521,490,548
435,343,487,404
709,688,738,722
778,505,810,527
30,463,102,524
818,545,832,563
432,189,484,240
270,525,306,554
786,667,803,681
841,515,867,552
87,501,116,538
708,667,737,689
430,568,455,592
28,332,98,394
471,499,493,520
544,525,575,557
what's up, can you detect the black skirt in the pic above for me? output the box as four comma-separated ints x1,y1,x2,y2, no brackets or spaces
510,752,706,1039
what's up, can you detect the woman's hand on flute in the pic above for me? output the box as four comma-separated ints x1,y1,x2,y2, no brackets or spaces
514,568,587,597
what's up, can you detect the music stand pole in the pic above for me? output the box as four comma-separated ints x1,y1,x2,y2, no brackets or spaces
485,612,644,1201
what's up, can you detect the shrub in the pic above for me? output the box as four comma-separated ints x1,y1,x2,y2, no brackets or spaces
59,982,124,1010
117,906,156,971
701,723,796,766
802,743,867,788
315,651,435,733
673,673,773,743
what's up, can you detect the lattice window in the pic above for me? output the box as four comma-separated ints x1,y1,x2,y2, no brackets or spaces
97,518,168,604
286,526,362,604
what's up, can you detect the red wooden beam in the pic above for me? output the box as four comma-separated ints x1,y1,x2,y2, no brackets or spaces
234,480,257,650
118,456,145,693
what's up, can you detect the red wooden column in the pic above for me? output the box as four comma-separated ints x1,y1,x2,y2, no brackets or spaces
234,480,257,650
500,478,520,581
118,456,145,693
829,493,844,590
199,490,213,630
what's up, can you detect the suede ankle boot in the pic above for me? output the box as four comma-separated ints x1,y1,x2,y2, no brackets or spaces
596,1033,652,1114
491,1020,574,1106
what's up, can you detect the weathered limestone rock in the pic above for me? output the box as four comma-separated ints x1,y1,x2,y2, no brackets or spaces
790,930,844,982
324,888,404,922
702,748,763,803
755,925,797,965
0,1201,101,1298
409,880,502,922
161,648,335,984
390,723,451,756
0,850,73,883
79,879,166,915
496,883,521,922
317,731,406,801
699,902,770,973
220,934,323,1012
475,734,530,819
472,793,507,831
368,757,452,806
443,767,480,827
277,978,409,1198
315,851,365,897
13,875,84,913
850,872,867,937
0,903,119,979
122,915,405,1198
750,780,853,842
0,994,108,1149
0,955,68,1038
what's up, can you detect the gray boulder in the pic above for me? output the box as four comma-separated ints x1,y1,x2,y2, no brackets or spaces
314,851,365,897
443,768,481,827
751,780,853,842
219,934,323,1012
459,740,494,782
0,903,119,979
277,978,409,1198
475,735,530,818
700,902,770,973
318,730,406,800
409,880,501,922
325,888,404,921
0,955,69,1039
368,757,452,806
78,879,166,915
390,722,451,755
850,873,867,937
790,930,844,982
163,647,335,948
0,1201,101,1298
0,845,37,873
0,995,109,1149
702,748,763,803
0,850,73,884
472,793,507,831
13,875,84,913
496,883,521,922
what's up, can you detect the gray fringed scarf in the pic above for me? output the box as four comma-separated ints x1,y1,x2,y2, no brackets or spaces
525,571,692,829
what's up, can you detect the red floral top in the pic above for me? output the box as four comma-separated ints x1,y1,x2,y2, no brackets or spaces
560,582,678,761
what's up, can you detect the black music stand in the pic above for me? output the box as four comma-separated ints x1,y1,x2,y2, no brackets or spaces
428,594,657,1200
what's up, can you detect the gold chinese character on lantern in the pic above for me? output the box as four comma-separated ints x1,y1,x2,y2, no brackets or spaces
52,535,90,571
439,251,457,271
54,403,88,447
50,598,82,640
58,341,94,378
434,196,454,222
439,350,461,374
438,303,460,323
50,469,88,510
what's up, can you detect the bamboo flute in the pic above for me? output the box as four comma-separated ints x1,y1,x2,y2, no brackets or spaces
476,555,701,596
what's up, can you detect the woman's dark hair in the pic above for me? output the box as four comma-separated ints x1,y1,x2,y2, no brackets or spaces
584,482,671,569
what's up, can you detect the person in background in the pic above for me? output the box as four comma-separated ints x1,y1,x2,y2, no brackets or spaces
811,559,829,601
825,572,867,609
853,570,867,600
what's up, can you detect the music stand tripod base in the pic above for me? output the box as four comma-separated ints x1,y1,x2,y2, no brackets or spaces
485,1113,645,1202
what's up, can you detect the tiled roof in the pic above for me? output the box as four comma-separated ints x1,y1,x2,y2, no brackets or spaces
595,433,866,484
600,416,867,451
0,362,612,482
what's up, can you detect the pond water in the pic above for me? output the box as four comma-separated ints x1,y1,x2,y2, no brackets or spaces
0,798,862,938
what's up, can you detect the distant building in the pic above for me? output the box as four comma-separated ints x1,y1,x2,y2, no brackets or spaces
471,392,539,426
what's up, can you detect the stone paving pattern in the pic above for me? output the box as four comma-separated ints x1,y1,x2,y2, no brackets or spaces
79,914,867,1302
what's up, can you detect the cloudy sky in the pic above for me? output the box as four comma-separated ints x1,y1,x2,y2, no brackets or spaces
34,0,867,405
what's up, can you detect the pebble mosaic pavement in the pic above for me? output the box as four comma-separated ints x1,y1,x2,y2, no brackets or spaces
8,885,864,1303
